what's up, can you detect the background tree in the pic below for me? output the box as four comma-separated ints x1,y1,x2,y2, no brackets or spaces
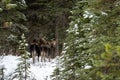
0,0,28,55
25,0,77,53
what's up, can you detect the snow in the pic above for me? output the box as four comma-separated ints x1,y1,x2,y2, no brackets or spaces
83,11,94,18
0,65,4,69
0,55,56,80
0,55,20,76
85,65,91,69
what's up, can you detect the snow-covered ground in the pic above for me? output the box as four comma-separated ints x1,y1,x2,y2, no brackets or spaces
0,55,56,80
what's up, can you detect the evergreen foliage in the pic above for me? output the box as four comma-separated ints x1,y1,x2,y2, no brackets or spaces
0,0,27,25
90,44,120,80
0,0,28,54
9,34,31,80
53,0,120,80
0,65,5,80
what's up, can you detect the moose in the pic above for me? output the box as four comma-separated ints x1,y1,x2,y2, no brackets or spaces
29,38,56,64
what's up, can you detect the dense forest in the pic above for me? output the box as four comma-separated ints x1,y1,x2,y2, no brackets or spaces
1,0,120,80
52,0,120,80
0,0,76,55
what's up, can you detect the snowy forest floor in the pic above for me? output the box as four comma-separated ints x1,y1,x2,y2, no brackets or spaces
0,55,57,80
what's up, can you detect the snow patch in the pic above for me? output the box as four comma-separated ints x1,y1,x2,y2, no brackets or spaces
0,55,56,80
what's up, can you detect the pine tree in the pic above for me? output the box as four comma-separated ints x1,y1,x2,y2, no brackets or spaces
83,0,120,79
54,0,120,80
0,65,5,80
0,0,28,55
90,44,120,80
10,34,31,80
52,0,90,80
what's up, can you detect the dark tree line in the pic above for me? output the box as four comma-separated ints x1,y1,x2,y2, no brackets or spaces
25,0,77,52
0,0,77,55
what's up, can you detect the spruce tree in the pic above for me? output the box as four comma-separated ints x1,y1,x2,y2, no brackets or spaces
10,34,31,80
0,65,5,80
84,0,120,79
54,0,120,80
52,1,90,80
0,0,28,55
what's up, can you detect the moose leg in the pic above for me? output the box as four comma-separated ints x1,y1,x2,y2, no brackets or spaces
43,51,46,62
37,52,40,62
37,54,39,62
48,55,50,62
32,51,35,64
41,51,44,62
47,48,51,62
